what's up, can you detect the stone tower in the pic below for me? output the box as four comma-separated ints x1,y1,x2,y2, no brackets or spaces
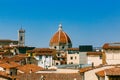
18,28,25,46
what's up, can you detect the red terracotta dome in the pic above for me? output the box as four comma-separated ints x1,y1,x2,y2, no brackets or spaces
49,24,72,46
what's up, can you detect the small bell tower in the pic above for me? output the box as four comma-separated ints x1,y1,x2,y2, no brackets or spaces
18,28,25,46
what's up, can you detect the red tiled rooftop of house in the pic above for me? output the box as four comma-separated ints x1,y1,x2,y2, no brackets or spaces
28,48,56,56
9,56,25,62
0,71,12,79
103,43,120,49
79,67,93,73
87,52,102,55
9,62,20,67
0,57,10,64
17,64,44,73
67,48,79,51
33,48,55,52
0,51,13,56
16,54,28,57
0,61,20,69
0,54,27,63
0,52,5,55
2,46,14,49
0,54,28,64
96,70,105,77
16,73,81,80
105,67,120,76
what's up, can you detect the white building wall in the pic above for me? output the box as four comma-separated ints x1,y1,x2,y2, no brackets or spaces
105,49,120,65
67,53,79,64
87,55,102,66
34,55,52,68
84,66,114,80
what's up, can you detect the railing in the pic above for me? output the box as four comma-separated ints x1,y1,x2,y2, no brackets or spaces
56,64,92,69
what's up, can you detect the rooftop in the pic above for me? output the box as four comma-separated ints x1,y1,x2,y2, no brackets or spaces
103,43,120,49
16,73,81,80
49,24,72,46
87,52,102,55
17,64,44,73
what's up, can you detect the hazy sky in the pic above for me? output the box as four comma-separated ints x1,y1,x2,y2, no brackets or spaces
0,0,120,48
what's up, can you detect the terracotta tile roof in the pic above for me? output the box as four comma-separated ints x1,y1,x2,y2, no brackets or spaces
9,56,26,62
9,62,20,67
103,43,120,49
0,62,20,69
16,73,81,80
2,46,14,49
0,54,28,63
49,26,72,46
28,48,56,56
87,52,102,55
17,64,44,73
0,52,5,55
0,57,10,63
0,52,13,56
0,71,12,79
16,54,28,58
79,67,93,73
33,48,55,52
105,67,120,76
14,46,35,49
67,48,79,51
96,70,105,77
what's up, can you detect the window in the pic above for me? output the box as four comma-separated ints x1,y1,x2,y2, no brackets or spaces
62,46,64,49
39,56,42,60
56,63,59,65
30,53,33,56
58,53,60,57
58,58,60,60
20,36,23,41
70,57,73,60
75,56,77,59
54,46,56,49
46,56,48,58
99,55,102,59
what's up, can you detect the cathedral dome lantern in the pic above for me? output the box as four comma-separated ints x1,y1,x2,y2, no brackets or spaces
49,24,72,50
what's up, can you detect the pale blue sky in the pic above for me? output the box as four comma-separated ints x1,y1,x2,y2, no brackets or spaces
0,0,120,47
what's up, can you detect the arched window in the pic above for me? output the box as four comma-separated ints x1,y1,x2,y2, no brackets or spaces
20,36,23,41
